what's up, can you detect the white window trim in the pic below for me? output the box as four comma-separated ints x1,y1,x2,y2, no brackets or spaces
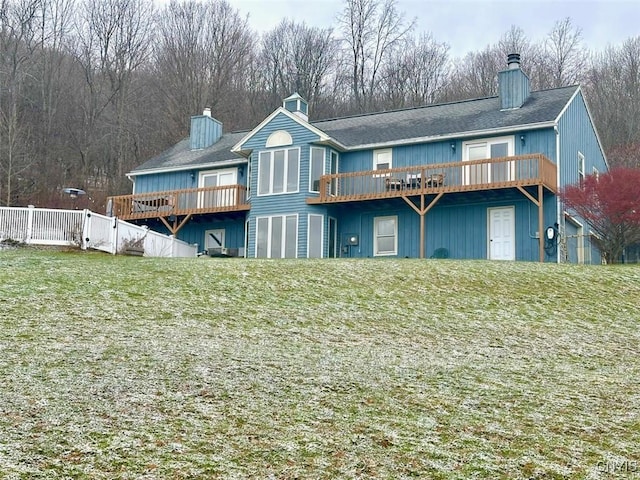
462,136,515,185
565,214,585,264
578,151,585,184
373,215,398,257
257,147,300,196
373,148,393,176
244,219,249,258
198,168,238,187
255,214,299,259
204,229,225,249
307,214,324,258
309,147,325,193
265,130,293,148
329,150,339,196
328,216,338,258
246,160,252,199
198,168,238,208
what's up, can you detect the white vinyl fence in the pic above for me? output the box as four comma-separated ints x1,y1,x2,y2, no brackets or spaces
0,206,197,258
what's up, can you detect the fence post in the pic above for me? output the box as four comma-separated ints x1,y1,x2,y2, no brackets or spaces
81,209,90,250
26,205,35,244
111,218,119,255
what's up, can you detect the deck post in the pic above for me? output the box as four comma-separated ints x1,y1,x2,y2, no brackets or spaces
420,194,425,259
420,193,427,259
538,184,544,263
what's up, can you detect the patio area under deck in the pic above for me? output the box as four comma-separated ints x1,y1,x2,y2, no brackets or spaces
307,154,557,262
107,185,249,234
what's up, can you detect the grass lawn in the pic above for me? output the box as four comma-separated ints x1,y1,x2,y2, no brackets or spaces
0,247,639,479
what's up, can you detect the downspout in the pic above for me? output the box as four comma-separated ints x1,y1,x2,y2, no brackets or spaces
554,124,561,264
127,173,136,195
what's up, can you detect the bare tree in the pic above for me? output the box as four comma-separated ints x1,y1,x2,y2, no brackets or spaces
380,32,450,109
338,0,414,112
585,37,640,154
0,0,41,205
68,0,154,193
153,0,254,135
259,20,337,117
540,17,586,88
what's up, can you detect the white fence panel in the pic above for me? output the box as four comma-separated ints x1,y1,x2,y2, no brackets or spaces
30,209,84,245
115,220,148,253
144,229,174,257
0,207,196,257
0,207,29,241
173,237,198,258
83,211,117,254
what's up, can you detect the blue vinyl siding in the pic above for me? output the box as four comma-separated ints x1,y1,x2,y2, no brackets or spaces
190,115,222,150
558,90,608,187
134,170,196,193
557,89,608,263
240,112,327,258
133,165,247,194
498,68,530,109
125,87,605,263
178,218,246,253
333,192,556,261
338,130,556,173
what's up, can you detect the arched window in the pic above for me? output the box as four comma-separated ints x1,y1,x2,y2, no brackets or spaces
265,130,293,148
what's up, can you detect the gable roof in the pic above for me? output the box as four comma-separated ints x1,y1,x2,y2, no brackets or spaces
231,107,334,156
130,131,247,175
313,85,579,149
129,85,579,175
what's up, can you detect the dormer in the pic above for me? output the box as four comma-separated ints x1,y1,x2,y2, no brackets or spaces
498,53,530,110
283,93,308,121
190,108,223,150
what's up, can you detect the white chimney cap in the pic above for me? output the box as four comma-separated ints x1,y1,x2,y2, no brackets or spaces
203,107,211,117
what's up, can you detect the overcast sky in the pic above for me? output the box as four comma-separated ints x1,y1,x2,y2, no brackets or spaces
229,0,638,58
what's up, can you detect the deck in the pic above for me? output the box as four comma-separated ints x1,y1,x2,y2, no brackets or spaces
306,154,557,204
108,185,250,222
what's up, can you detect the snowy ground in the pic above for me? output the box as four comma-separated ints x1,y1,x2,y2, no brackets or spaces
0,249,639,479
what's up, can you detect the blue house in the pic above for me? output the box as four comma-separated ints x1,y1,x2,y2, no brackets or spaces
108,54,608,262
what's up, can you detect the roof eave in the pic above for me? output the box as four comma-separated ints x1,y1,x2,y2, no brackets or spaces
127,158,248,177
339,121,558,151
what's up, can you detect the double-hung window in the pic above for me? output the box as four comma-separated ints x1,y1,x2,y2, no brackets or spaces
578,152,585,187
258,148,299,195
373,149,392,173
256,214,298,258
374,216,398,256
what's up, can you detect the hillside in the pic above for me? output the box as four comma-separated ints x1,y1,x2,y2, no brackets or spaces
0,249,639,479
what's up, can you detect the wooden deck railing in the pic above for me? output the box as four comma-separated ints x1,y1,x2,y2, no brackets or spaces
108,185,249,220
308,154,557,203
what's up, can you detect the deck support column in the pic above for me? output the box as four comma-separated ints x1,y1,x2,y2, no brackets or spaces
160,214,192,235
420,194,425,259
538,184,544,263
517,185,545,263
402,192,444,259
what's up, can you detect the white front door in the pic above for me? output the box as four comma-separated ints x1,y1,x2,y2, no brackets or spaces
488,207,515,260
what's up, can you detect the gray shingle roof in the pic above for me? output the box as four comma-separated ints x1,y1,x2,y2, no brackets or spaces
131,86,578,175
131,131,247,174
314,86,578,147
